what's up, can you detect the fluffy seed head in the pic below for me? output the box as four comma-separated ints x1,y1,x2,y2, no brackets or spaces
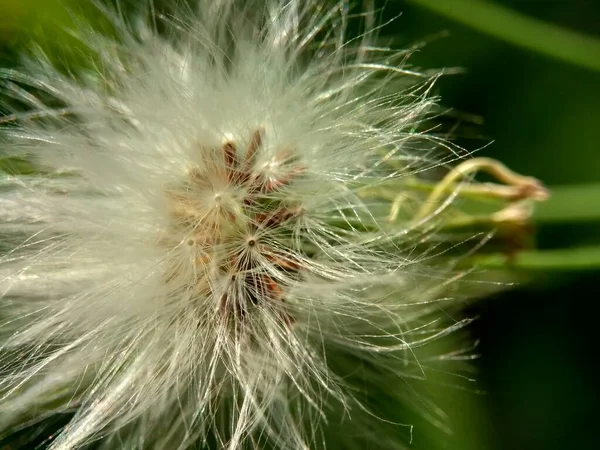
0,1,475,449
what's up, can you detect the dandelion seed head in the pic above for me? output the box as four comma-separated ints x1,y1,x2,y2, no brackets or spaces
0,1,475,449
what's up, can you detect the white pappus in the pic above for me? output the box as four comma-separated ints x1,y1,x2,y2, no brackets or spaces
0,1,478,449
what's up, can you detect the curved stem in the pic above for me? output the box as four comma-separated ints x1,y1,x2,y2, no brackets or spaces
413,157,548,222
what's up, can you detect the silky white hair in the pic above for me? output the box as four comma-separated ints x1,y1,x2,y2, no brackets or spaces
0,1,474,449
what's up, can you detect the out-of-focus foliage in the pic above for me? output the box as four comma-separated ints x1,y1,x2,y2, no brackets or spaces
388,2,600,449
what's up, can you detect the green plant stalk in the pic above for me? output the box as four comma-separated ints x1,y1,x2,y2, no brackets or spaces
533,183,600,223
407,0,600,72
474,245,600,271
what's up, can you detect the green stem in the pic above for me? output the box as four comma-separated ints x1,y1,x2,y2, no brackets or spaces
362,181,600,225
533,184,600,224
474,245,600,271
407,0,600,72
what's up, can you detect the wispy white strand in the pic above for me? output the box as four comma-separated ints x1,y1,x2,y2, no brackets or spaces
0,1,475,449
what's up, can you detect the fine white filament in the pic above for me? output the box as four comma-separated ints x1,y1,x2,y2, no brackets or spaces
1,1,473,449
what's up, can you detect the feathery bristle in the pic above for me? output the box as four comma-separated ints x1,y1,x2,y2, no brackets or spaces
0,1,476,449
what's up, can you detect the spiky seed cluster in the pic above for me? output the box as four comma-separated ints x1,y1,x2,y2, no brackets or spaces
0,1,474,449
164,127,305,326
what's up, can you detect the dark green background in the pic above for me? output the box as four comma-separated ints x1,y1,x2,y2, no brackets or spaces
388,2,599,450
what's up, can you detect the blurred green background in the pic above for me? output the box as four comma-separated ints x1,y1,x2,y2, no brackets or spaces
390,1,600,450
1,0,599,449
